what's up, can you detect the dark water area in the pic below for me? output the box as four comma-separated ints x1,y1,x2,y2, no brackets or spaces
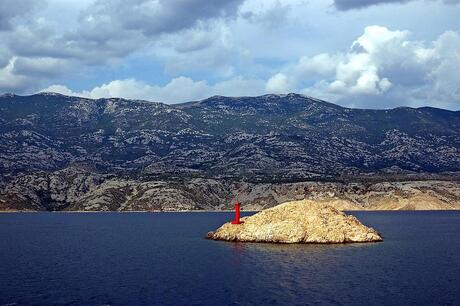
0,211,459,306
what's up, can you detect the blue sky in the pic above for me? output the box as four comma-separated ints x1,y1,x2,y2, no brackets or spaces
0,0,459,109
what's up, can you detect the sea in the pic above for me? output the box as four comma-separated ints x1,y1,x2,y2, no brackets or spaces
0,211,459,306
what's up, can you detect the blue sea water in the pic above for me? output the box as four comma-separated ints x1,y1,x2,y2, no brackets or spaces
0,211,459,306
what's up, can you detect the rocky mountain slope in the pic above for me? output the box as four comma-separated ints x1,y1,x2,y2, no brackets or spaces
1,166,459,212
1,92,459,211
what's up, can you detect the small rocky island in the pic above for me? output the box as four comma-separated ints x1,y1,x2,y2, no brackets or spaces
207,200,383,244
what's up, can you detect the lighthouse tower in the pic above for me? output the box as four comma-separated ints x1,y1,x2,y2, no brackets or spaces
231,195,241,224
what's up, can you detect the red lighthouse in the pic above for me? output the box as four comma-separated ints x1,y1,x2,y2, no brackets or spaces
231,196,241,225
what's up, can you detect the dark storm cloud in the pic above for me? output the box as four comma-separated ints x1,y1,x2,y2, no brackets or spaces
24,0,245,62
0,0,245,93
7,0,245,65
78,0,244,39
333,0,460,10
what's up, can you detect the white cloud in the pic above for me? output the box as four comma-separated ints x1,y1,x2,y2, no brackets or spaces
295,53,341,78
323,26,403,96
425,31,460,102
354,25,408,53
0,0,459,110
265,73,291,93
41,25,460,109
42,76,266,103
0,58,34,92
0,0,246,93
268,25,460,109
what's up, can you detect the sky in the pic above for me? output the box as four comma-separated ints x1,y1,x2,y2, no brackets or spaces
0,0,459,109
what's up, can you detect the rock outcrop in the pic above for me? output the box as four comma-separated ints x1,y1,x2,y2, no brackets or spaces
207,200,383,243
1,167,459,211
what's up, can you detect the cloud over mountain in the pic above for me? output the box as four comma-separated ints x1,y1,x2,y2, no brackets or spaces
0,0,459,109
266,26,460,109
45,25,460,109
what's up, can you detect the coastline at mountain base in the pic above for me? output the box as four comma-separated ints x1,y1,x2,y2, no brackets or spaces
1,168,459,212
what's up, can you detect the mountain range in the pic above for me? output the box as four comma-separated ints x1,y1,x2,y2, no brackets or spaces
1,92,459,211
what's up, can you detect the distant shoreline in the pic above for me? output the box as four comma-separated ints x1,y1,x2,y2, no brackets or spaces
1,209,460,213
0,209,259,213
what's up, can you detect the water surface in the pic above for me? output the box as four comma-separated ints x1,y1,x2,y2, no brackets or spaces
0,211,459,305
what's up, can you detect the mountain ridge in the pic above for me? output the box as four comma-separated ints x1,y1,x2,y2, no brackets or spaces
4,91,459,112
1,92,459,211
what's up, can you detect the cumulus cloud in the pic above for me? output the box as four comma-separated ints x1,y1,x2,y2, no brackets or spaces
294,53,342,77
266,73,291,93
267,25,460,109
333,0,460,10
40,25,460,109
425,31,460,103
0,0,245,93
1,0,459,111
0,0,309,95
42,76,266,103
271,26,405,97
0,58,35,92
